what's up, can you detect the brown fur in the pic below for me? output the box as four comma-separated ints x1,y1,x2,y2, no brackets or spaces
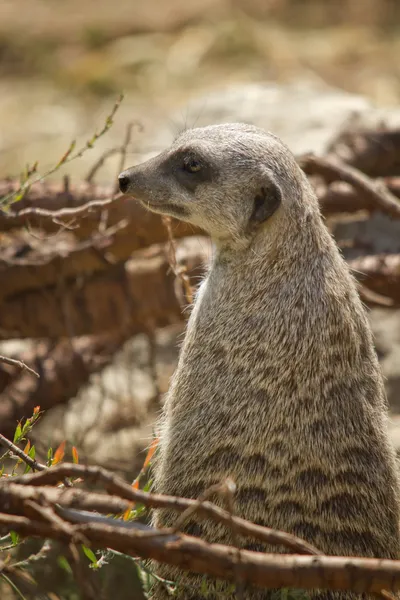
119,124,400,600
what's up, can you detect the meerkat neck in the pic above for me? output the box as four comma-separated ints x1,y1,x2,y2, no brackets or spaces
212,212,329,274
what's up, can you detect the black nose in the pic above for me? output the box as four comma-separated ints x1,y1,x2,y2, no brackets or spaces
118,174,130,194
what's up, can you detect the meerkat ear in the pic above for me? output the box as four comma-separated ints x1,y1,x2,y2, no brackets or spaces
250,178,282,225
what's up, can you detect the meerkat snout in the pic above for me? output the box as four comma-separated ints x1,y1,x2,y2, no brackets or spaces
118,172,130,194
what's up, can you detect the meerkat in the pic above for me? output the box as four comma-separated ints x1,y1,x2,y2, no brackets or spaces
118,124,400,600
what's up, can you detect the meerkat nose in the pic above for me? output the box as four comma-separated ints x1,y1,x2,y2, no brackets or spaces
118,172,130,194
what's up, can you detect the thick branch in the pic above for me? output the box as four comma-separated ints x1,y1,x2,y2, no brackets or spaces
4,464,400,593
1,508,400,594
318,178,400,215
0,238,207,339
300,155,400,219
349,254,400,304
0,333,131,439
0,214,199,300
0,479,319,556
327,127,400,177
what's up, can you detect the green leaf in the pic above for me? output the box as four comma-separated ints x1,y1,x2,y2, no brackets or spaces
143,479,153,493
200,579,208,597
13,423,22,444
10,531,20,546
21,419,31,437
57,555,73,575
47,447,53,466
82,544,98,566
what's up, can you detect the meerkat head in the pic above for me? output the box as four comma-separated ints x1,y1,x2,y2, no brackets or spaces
118,123,311,245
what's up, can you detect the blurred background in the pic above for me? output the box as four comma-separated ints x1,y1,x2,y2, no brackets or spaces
1,0,400,177
1,1,400,598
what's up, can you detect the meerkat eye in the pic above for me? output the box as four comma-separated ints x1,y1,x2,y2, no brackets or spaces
183,157,202,173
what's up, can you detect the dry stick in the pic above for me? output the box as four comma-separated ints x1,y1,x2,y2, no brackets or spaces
170,481,229,535
0,433,46,472
0,435,73,489
0,355,39,379
24,499,80,540
358,284,395,308
163,215,194,305
98,122,135,234
221,479,244,600
113,122,135,196
86,149,122,184
8,463,320,556
26,498,97,600
2,195,120,230
3,512,400,595
299,154,400,219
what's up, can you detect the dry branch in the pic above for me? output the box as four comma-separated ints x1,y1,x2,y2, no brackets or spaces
0,180,199,241
1,478,319,557
0,208,200,302
300,155,400,219
2,510,400,596
0,333,133,439
0,433,47,471
0,179,112,214
318,178,400,215
349,254,400,304
2,465,400,594
2,175,400,244
0,354,39,378
327,127,400,177
0,238,207,339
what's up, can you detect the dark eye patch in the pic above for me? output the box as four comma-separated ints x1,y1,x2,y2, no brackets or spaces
164,150,215,192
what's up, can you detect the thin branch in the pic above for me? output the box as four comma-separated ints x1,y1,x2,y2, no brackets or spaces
86,149,122,184
0,434,46,472
0,355,39,379
113,122,134,195
163,215,194,305
1,94,124,209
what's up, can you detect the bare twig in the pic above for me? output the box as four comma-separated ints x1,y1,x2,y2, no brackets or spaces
0,355,39,379
1,94,124,209
86,149,122,184
113,122,134,195
349,254,400,305
163,215,194,305
0,433,46,471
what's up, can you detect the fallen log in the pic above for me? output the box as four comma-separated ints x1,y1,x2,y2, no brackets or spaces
327,127,400,177
0,238,208,340
318,178,400,215
0,332,131,440
300,155,400,219
349,253,400,305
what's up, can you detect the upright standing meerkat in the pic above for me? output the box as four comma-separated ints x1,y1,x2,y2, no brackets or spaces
119,124,400,600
